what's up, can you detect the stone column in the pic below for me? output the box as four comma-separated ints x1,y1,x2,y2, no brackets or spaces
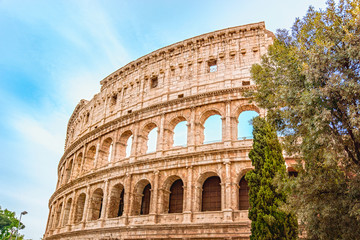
223,100,232,147
183,166,193,223
80,144,86,175
223,159,233,222
68,191,76,225
188,107,196,150
150,170,160,219
123,173,132,225
156,114,165,156
93,142,101,168
100,180,109,226
82,185,91,228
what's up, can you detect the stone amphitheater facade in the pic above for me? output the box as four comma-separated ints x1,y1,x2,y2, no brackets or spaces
44,22,295,240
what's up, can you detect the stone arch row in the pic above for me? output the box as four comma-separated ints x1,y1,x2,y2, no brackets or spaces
48,172,250,230
58,103,261,187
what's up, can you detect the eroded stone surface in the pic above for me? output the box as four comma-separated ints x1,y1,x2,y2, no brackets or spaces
44,22,292,240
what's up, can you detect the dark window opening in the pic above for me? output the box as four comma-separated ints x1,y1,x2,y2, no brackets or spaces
202,176,221,211
239,176,250,210
242,81,250,86
128,110,132,114
208,60,217,72
178,94,184,98
140,184,151,215
169,179,184,213
117,190,124,217
151,77,158,88
111,94,117,106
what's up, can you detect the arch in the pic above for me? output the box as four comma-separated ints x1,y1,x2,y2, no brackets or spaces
89,188,104,221
74,193,86,223
108,183,125,218
64,159,73,184
168,179,184,213
55,202,63,228
118,130,133,158
237,110,259,140
83,145,96,172
132,179,152,215
144,123,158,153
235,104,260,118
200,110,223,144
165,116,188,148
238,176,250,210
141,184,151,215
74,152,83,177
173,121,188,147
97,137,113,167
201,175,221,212
62,198,72,226
161,175,183,213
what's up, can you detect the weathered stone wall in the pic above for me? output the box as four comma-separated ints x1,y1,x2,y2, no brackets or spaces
44,22,288,240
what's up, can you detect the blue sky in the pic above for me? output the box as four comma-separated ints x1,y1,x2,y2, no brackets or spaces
0,0,327,239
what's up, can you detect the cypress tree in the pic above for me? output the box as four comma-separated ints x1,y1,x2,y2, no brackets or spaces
246,117,298,240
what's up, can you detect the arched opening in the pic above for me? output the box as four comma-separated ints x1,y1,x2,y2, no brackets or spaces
119,130,133,158
202,176,221,211
55,202,63,227
173,121,187,147
239,176,250,210
147,128,158,153
74,153,83,177
108,184,125,218
64,159,73,184
203,115,222,144
141,184,151,215
74,193,86,223
238,110,259,140
168,179,184,213
83,146,96,172
62,198,72,226
125,136,132,157
89,188,104,221
98,138,112,167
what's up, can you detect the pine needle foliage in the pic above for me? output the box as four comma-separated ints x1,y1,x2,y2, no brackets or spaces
246,117,298,240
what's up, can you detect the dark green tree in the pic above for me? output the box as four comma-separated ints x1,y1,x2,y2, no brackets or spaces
246,117,298,240
250,0,360,239
0,206,25,240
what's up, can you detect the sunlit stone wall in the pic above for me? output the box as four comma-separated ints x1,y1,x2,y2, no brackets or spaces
43,22,293,240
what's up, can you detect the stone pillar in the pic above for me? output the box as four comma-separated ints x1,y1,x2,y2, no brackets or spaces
68,191,76,225
100,180,109,226
80,144,86,175
93,142,101,168
150,170,160,216
188,107,196,150
123,173,132,225
130,123,139,162
183,166,193,223
156,114,165,156
223,159,233,222
70,155,76,181
82,185,91,228
224,100,232,146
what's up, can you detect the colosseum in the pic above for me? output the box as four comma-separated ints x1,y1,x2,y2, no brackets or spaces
44,22,296,240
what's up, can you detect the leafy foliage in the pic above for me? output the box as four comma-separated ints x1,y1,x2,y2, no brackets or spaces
250,0,360,239
0,206,25,240
246,117,298,240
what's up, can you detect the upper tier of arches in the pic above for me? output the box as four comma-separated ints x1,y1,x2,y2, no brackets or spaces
57,102,262,188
